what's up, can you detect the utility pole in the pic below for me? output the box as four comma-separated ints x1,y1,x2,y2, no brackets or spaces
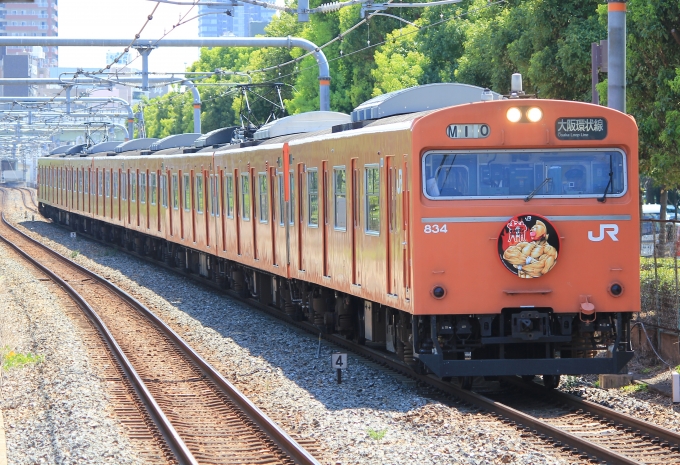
608,0,627,112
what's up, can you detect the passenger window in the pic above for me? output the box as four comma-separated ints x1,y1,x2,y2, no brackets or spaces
172,174,179,210
140,173,147,204
160,174,167,208
150,173,157,205
98,170,103,197
121,172,127,200
113,171,119,199
130,172,137,202
259,173,268,223
224,174,234,218
278,174,284,226
334,167,346,230
183,173,190,211
78,170,83,193
365,165,380,234
210,175,219,217
241,174,250,220
195,174,204,213
389,167,397,232
84,169,89,195
105,171,111,198
307,169,319,226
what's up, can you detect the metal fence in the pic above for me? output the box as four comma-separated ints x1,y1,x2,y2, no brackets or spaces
640,219,680,332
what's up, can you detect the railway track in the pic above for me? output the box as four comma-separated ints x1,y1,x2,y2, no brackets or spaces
11,186,38,212
19,189,680,464
0,188,320,465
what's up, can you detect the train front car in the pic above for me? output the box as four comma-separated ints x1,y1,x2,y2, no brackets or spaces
411,98,639,383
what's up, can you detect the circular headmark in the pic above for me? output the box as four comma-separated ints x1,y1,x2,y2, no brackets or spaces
498,214,560,279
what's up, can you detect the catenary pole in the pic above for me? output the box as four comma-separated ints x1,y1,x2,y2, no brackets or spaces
607,0,626,112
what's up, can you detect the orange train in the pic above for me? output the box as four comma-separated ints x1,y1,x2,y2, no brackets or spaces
37,82,639,385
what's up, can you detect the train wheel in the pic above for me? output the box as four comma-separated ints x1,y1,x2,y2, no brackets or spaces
542,374,561,389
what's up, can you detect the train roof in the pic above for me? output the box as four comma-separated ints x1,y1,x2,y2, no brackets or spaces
114,138,159,153
150,133,201,151
351,83,501,123
253,111,351,141
87,141,125,155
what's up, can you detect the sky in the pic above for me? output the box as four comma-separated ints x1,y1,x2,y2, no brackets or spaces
59,0,203,73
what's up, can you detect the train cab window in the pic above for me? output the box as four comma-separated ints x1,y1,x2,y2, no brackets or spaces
121,172,127,201
183,174,190,212
195,174,204,213
98,171,103,197
113,171,119,199
171,174,179,210
307,169,319,227
131,173,137,202
140,173,147,204
334,167,346,230
224,174,234,218
422,150,626,199
160,174,167,208
150,173,157,205
258,173,268,223
241,174,250,221
365,165,380,234
105,171,111,198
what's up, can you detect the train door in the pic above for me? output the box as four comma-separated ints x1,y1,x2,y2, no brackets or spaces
234,169,242,256
220,170,227,252
350,158,360,285
146,169,151,229
204,169,210,247
191,169,196,243
322,161,330,277
179,170,185,240
297,163,304,271
402,157,411,300
386,156,398,296
270,167,277,266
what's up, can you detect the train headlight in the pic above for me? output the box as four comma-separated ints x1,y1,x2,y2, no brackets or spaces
527,107,543,122
609,283,623,297
506,107,522,123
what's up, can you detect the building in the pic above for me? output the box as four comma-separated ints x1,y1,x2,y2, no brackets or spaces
0,0,59,68
198,0,275,38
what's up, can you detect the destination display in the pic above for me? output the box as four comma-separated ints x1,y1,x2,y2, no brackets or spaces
555,117,607,140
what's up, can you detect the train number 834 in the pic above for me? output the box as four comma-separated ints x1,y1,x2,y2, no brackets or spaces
424,224,448,234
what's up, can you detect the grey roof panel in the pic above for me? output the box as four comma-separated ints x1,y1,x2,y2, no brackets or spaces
87,141,125,155
150,133,201,151
351,83,502,122
254,112,351,140
194,126,237,148
114,138,159,153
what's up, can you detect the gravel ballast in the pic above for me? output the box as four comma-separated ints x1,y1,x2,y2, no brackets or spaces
5,199,577,465
0,238,141,465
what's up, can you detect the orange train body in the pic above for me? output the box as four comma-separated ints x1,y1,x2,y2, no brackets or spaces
37,95,639,378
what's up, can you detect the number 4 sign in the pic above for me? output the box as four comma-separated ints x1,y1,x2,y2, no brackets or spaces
331,353,347,369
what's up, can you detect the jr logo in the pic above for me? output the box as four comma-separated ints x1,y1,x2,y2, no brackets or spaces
588,224,619,242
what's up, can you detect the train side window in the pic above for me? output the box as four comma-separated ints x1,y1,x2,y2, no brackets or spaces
209,175,219,217
183,173,190,212
113,171,119,199
307,169,319,227
258,173,268,223
121,172,127,200
389,167,397,232
160,174,167,208
195,173,204,213
105,170,111,198
278,174,284,226
78,170,83,193
140,172,147,204
172,174,179,210
241,174,250,221
150,173,157,205
131,172,137,202
224,174,234,218
365,165,380,234
84,169,89,195
98,170,103,197
334,167,346,230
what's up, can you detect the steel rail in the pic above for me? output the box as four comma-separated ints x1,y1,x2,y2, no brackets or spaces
29,204,650,464
0,200,198,465
0,199,320,465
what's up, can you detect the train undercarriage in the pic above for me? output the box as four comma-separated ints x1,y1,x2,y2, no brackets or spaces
40,204,634,384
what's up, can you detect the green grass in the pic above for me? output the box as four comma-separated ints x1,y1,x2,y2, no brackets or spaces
2,349,44,371
593,380,600,388
367,428,387,440
621,383,647,393
70,250,79,259
641,367,654,374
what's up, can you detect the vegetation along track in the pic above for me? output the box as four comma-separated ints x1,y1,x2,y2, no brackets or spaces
0,188,320,465
22,186,679,464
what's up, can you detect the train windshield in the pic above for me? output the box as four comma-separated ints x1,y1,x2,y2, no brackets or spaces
422,149,626,200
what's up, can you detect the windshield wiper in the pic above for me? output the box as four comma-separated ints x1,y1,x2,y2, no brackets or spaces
525,177,552,202
598,156,614,203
